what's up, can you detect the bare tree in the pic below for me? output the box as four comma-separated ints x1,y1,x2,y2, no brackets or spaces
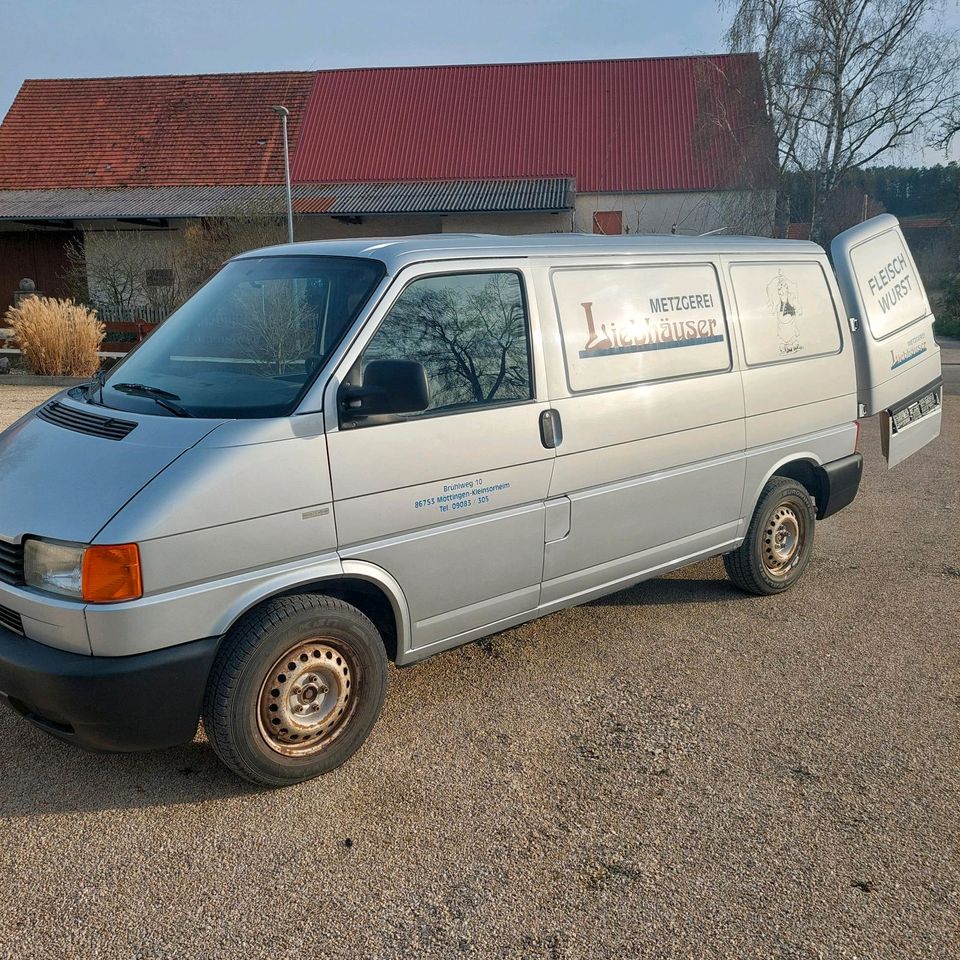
232,282,315,377
724,0,960,241
372,274,529,407
181,199,286,291
60,199,287,322
691,56,780,235
64,229,185,312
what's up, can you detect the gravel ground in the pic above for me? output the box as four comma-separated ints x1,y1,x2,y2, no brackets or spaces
0,387,957,960
0,385,64,425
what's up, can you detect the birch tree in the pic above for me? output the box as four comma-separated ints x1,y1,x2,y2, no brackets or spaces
723,0,960,241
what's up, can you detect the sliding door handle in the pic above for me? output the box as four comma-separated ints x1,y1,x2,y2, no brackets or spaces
539,409,563,449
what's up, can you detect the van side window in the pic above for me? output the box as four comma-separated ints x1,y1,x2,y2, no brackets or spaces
353,271,534,417
552,263,731,392
730,262,842,366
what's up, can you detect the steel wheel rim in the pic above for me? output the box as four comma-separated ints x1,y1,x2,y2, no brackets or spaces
762,503,804,578
257,639,358,757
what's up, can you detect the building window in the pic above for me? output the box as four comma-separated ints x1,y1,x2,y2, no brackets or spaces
146,269,175,287
593,211,623,235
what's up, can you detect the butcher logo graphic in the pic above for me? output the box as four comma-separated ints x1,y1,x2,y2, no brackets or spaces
578,301,723,358
767,270,803,355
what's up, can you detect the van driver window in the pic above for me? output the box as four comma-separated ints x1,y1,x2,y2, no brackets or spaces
355,271,533,416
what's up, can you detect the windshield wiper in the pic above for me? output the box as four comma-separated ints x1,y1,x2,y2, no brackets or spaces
111,382,194,418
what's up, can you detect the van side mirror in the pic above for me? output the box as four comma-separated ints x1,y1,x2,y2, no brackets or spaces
339,359,430,418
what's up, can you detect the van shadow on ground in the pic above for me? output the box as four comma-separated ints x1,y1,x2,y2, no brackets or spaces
586,572,743,607
0,569,736,818
0,723,263,818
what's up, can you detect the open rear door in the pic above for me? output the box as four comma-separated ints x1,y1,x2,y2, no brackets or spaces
831,214,942,467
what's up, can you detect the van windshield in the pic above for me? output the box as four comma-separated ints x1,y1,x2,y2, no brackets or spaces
99,255,385,419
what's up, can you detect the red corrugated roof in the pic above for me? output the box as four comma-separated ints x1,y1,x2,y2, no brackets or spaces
0,71,315,188
291,56,773,192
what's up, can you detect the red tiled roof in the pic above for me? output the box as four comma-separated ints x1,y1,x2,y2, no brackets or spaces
786,222,811,240
291,56,773,192
0,71,315,188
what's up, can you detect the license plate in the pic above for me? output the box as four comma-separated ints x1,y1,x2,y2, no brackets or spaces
890,389,940,433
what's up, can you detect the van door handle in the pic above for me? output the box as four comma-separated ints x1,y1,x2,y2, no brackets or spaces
539,409,563,449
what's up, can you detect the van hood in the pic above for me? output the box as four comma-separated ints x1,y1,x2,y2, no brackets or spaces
0,397,221,544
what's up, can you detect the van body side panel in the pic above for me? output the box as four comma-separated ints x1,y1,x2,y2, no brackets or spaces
97,418,332,546
84,553,345,658
329,405,554,649
343,506,546,648
724,254,859,517
740,422,859,522
533,257,747,603
89,416,340,657
403,520,741,665
543,395,745,586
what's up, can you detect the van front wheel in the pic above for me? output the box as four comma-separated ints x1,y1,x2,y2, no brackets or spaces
724,477,816,596
202,595,388,787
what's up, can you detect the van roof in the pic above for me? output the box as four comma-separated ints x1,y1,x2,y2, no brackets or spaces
236,233,823,272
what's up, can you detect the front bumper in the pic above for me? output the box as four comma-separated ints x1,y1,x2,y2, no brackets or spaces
0,625,219,752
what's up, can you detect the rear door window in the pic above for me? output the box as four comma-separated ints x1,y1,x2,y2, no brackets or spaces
729,261,842,366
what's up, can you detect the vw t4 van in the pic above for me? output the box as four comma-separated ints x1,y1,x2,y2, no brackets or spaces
0,215,943,785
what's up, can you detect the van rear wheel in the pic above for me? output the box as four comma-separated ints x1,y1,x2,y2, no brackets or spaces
202,595,388,787
724,477,815,595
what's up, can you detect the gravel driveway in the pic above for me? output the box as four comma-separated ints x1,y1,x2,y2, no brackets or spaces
0,386,957,959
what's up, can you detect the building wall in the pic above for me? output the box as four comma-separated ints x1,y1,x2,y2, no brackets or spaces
71,187,777,308
0,228,79,310
574,190,777,237
294,190,775,240
295,214,444,240
440,211,572,234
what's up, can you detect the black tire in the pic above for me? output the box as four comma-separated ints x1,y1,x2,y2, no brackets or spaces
724,476,816,596
202,595,388,787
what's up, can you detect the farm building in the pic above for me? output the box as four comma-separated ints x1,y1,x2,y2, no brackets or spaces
0,55,776,312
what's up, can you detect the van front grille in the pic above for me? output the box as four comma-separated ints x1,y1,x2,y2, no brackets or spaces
0,603,24,636
0,541,24,586
36,401,137,440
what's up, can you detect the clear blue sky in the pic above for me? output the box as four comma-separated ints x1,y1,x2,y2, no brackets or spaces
0,0,955,165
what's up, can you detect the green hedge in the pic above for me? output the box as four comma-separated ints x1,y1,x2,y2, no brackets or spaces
934,275,960,339
934,315,960,339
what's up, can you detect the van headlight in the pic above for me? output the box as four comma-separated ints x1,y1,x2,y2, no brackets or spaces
24,538,142,603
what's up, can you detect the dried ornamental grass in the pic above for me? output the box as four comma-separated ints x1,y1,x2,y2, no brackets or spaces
4,296,105,376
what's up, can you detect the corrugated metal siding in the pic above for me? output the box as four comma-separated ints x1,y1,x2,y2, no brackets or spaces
291,56,773,192
0,185,280,219
296,178,573,214
0,178,574,220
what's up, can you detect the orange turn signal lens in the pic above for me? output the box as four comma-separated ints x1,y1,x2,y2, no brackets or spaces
81,543,143,603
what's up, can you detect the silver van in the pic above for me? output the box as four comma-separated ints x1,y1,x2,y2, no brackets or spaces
0,215,943,786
